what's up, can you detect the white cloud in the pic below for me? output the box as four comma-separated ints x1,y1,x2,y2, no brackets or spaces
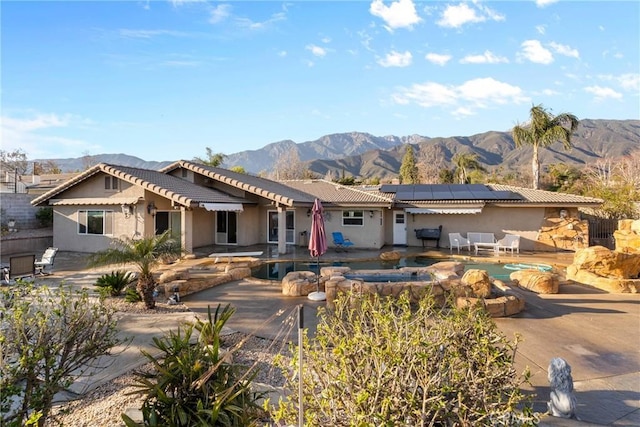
209,4,232,24
278,50,287,57
518,40,554,64
542,88,560,96
437,2,504,29
535,0,559,8
235,11,286,30
391,77,528,111
118,29,191,39
536,25,546,35
369,0,422,31
549,42,579,59
378,50,413,67
598,73,640,92
306,44,328,57
0,113,93,159
425,53,452,66
452,107,475,118
460,50,508,64
585,86,623,100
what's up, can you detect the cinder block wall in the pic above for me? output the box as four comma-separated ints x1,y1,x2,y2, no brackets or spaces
0,193,41,230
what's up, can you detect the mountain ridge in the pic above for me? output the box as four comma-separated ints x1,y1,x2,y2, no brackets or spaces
34,119,640,180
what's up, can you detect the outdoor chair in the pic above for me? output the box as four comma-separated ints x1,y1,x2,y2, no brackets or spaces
332,232,354,252
34,247,59,275
448,232,471,253
497,234,520,254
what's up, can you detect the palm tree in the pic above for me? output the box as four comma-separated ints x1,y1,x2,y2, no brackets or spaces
88,231,182,309
193,147,226,167
452,152,484,184
512,104,579,190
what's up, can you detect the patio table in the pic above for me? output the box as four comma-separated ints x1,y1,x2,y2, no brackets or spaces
474,242,499,255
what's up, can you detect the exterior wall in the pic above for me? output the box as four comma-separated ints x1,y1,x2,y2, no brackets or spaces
52,203,144,253
1,193,41,230
322,208,385,249
406,206,546,251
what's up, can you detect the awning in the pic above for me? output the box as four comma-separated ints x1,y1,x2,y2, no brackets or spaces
199,202,244,212
50,197,140,206
406,207,483,215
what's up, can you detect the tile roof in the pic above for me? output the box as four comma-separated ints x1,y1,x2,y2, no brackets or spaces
162,161,317,206
32,163,250,207
280,180,393,206
486,184,603,205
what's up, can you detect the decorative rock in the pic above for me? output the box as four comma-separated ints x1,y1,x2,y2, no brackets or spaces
566,267,639,293
158,269,189,284
281,271,319,296
510,270,559,294
379,251,402,261
227,267,251,280
461,269,492,298
182,253,197,260
571,246,640,278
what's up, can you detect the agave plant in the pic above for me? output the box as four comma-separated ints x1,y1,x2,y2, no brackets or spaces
88,231,182,309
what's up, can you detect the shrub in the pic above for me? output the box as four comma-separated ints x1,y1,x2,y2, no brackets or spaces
95,270,135,297
35,207,53,227
122,304,266,427
270,292,539,426
124,287,142,303
0,284,121,426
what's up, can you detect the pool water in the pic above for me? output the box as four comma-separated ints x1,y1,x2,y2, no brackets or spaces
251,258,512,281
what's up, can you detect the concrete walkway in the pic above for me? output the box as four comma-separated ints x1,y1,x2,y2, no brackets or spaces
5,248,639,425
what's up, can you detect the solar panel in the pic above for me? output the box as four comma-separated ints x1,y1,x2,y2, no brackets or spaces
382,184,521,201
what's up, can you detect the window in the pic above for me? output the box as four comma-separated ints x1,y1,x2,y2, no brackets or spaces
342,210,364,226
104,176,119,190
78,210,113,235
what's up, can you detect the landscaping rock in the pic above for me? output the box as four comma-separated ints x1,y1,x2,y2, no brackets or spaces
379,251,402,261
461,269,492,298
510,270,559,294
571,246,640,279
281,271,319,296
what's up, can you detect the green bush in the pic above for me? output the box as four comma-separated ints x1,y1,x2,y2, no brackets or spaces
35,207,53,227
124,287,142,303
95,270,135,297
270,292,539,426
122,304,266,427
0,284,121,426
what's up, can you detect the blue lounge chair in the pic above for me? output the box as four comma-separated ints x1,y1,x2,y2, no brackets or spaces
332,232,354,252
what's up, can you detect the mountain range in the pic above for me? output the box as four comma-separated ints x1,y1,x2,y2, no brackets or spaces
37,119,639,180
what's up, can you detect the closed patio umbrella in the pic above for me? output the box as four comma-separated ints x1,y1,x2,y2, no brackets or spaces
308,198,327,301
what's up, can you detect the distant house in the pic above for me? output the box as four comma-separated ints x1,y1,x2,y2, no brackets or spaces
31,160,603,254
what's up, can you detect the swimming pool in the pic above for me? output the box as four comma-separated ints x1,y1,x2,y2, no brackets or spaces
251,257,513,281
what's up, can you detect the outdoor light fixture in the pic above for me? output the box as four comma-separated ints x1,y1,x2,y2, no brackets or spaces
369,210,374,218
121,204,133,218
147,202,157,217
307,209,312,217
559,209,568,219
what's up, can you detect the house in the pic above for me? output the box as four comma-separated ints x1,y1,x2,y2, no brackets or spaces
31,161,603,254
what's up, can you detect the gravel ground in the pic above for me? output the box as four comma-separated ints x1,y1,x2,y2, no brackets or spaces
45,299,293,426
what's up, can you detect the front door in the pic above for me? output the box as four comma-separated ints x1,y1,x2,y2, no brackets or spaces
393,211,407,245
267,210,295,244
216,211,238,245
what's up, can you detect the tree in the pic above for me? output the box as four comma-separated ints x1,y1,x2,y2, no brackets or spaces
0,149,28,176
193,147,226,167
417,145,447,184
272,148,307,180
512,104,579,190
1,284,121,426
88,231,182,309
81,150,98,171
452,152,484,184
33,160,62,174
399,144,419,184
230,165,246,174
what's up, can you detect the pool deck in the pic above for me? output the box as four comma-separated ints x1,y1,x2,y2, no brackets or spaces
3,245,638,425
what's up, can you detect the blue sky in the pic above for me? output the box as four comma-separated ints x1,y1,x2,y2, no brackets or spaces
2,0,639,162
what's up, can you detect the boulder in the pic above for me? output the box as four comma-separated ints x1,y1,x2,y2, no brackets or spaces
227,267,251,280
566,267,639,293
158,269,189,284
510,270,559,294
380,251,402,261
460,269,492,298
572,246,640,278
424,261,465,280
282,271,319,296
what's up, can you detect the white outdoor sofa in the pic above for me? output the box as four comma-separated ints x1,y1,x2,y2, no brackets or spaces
468,232,498,255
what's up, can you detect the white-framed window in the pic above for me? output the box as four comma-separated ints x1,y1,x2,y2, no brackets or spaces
342,210,364,226
78,210,114,235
